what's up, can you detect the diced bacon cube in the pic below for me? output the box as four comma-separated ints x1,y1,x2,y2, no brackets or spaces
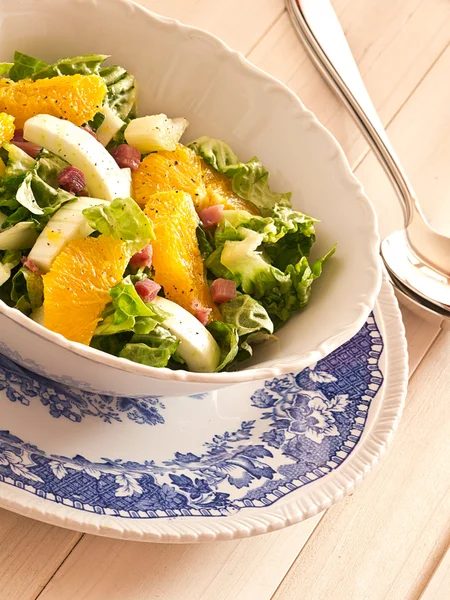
134,278,161,302
210,278,237,304
57,166,86,194
198,204,224,229
130,244,153,270
21,256,41,274
110,144,141,171
12,139,41,158
194,307,212,326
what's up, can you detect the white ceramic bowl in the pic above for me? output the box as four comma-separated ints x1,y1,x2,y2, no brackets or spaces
0,0,382,397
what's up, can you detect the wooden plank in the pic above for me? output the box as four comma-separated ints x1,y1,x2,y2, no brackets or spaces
272,330,450,600
37,515,323,600
399,306,441,375
249,0,450,169
138,0,285,55
420,545,450,600
0,510,80,600
354,40,450,239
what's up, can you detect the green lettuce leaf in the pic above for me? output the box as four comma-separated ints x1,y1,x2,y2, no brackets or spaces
0,175,27,220
119,326,179,368
83,197,154,255
11,266,44,315
0,145,75,225
94,276,167,337
189,137,291,215
196,224,214,260
0,63,13,76
207,321,240,371
16,173,42,215
8,51,47,81
216,205,316,245
286,246,336,309
219,228,276,295
217,295,275,365
0,207,32,230
188,137,241,177
36,149,71,188
32,54,108,79
0,219,38,249
90,332,131,357
100,65,137,120
216,205,318,271
210,227,334,324
204,247,238,282
231,158,291,215
220,295,274,336
1,249,21,266
206,199,333,323
16,170,74,216
88,111,106,133
0,249,21,286
3,143,36,177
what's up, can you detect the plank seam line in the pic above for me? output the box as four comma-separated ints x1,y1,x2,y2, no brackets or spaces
34,534,85,600
269,512,326,599
352,37,450,173
245,7,286,57
416,519,450,596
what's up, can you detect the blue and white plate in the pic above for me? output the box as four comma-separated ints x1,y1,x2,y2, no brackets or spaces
0,275,407,542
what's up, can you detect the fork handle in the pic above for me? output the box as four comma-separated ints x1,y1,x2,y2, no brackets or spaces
286,0,421,227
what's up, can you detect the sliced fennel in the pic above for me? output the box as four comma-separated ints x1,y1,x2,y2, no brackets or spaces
0,261,14,286
124,114,188,152
96,104,125,146
23,114,131,202
121,167,132,186
0,222,38,251
152,297,221,373
28,197,106,272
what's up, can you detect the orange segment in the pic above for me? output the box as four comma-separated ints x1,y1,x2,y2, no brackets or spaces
132,144,206,207
201,160,260,214
144,190,219,321
43,235,128,345
0,74,107,128
0,112,14,145
132,144,259,215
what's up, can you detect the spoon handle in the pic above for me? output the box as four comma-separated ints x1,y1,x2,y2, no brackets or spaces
286,0,419,227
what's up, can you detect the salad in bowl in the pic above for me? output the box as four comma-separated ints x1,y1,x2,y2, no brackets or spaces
0,51,335,374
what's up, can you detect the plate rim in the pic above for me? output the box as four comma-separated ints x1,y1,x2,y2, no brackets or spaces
0,271,408,542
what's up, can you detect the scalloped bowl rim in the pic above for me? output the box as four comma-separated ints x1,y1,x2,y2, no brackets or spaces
0,0,382,385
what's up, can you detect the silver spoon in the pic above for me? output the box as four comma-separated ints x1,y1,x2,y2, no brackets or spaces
286,0,450,317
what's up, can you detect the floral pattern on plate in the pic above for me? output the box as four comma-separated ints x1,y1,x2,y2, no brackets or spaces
0,315,383,518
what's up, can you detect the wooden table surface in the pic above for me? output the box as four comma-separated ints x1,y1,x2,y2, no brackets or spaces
1,1,450,598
